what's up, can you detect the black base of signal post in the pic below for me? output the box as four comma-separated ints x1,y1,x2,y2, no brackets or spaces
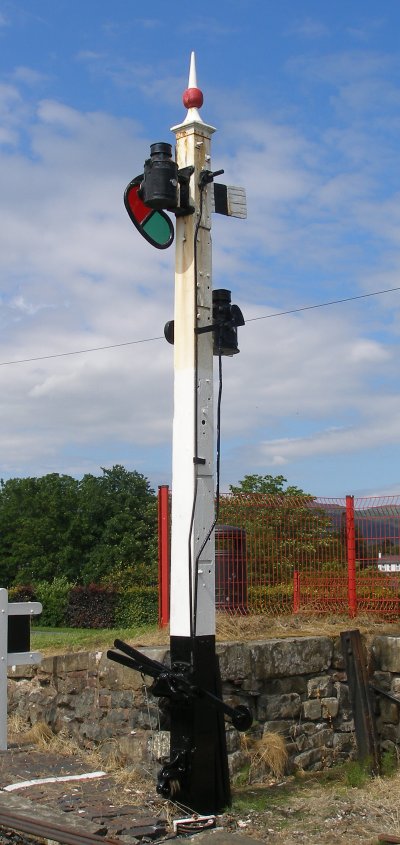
107,636,253,814
164,636,231,813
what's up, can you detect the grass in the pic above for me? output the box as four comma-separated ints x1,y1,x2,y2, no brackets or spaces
215,611,400,644
30,611,400,655
7,717,154,796
31,624,166,654
342,759,371,788
236,731,288,786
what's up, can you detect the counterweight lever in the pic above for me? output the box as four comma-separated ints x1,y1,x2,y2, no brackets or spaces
107,639,252,731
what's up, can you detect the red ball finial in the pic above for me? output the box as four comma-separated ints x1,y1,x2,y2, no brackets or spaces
183,87,204,110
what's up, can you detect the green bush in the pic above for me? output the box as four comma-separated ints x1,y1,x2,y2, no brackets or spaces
101,561,157,589
9,580,158,630
248,583,294,614
34,576,72,627
115,586,158,627
65,584,117,628
8,584,37,602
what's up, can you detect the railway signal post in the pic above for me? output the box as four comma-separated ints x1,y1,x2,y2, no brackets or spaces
108,53,250,814
166,54,229,813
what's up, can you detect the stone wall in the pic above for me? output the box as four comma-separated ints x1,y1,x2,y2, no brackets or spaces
7,635,400,775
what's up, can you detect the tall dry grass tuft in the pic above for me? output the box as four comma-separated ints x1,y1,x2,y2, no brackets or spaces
22,721,54,748
239,730,288,784
7,712,29,738
249,731,288,782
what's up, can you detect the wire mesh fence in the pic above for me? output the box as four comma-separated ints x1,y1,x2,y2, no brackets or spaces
158,488,400,620
216,494,400,617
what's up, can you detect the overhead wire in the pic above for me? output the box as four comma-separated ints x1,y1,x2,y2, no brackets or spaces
0,284,399,368
246,285,400,323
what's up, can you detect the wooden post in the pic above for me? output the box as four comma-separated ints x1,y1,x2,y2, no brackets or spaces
113,52,249,815
166,53,230,813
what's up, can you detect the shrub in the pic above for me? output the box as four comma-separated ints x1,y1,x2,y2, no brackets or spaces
8,584,37,602
65,584,117,628
115,586,158,628
101,561,157,589
248,583,293,614
34,576,72,627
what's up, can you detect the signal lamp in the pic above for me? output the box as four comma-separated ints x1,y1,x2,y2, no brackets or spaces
164,289,245,356
139,142,179,210
164,320,174,345
212,289,245,356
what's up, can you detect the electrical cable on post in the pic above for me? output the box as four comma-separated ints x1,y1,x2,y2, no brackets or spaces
193,344,223,635
187,180,206,647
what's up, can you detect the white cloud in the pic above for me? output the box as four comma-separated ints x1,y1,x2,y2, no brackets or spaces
260,402,400,465
12,66,47,86
0,88,176,477
10,295,53,316
0,49,400,487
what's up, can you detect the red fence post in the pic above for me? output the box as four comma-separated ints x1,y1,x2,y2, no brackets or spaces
158,485,170,628
346,494,357,618
293,570,300,613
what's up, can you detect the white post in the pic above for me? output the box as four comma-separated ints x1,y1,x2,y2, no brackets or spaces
163,53,232,815
170,52,216,641
0,590,8,751
0,588,42,751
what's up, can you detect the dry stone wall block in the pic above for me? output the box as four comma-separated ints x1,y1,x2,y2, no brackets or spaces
302,699,322,720
321,697,339,719
307,675,333,699
373,636,400,673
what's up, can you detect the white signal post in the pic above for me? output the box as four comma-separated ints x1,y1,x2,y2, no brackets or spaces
0,588,42,750
170,53,216,640
113,53,248,812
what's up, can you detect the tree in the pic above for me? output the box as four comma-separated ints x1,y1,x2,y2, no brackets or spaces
79,465,157,584
0,474,81,584
0,465,158,588
229,474,306,496
220,475,344,586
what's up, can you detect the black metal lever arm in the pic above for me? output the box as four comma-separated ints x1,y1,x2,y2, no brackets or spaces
107,649,160,679
107,640,252,732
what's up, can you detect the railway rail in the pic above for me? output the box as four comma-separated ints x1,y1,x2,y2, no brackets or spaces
0,809,124,845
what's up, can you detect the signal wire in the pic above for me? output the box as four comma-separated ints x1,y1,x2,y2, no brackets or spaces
246,285,400,323
0,284,399,368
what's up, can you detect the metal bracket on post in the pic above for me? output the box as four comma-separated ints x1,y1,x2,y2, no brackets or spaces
0,588,42,751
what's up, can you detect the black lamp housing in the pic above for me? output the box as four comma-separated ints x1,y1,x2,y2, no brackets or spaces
164,289,245,356
139,142,195,215
212,289,245,356
139,142,179,210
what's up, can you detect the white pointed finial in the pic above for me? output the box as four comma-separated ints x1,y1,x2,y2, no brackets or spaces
182,51,204,125
171,52,215,133
188,51,197,88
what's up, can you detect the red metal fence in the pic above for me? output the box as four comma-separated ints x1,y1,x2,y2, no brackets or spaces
158,489,400,621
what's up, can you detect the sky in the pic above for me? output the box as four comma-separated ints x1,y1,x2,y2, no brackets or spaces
1,1,400,498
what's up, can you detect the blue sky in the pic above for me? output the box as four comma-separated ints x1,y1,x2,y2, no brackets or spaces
1,1,400,497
